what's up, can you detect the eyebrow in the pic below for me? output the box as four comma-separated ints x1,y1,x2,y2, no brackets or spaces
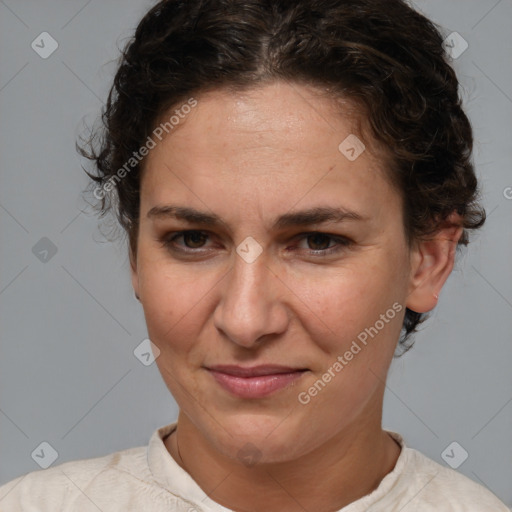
147,205,366,230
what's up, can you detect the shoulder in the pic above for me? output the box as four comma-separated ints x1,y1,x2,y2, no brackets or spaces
398,446,510,511
0,445,152,510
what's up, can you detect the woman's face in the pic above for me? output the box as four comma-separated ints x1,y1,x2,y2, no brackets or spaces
132,81,415,462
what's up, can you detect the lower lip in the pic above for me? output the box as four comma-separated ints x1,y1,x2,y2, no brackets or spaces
208,369,307,398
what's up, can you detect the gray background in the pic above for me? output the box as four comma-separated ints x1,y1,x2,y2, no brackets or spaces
1,0,511,507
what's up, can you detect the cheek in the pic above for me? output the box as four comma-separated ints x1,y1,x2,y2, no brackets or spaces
296,301,402,429
287,258,401,349
139,262,209,396
138,253,224,355
139,269,177,338
137,258,184,340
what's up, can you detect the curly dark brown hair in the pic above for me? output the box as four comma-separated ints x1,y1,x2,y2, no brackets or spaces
78,0,485,353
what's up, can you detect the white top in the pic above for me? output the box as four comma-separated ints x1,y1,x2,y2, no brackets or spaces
0,422,509,511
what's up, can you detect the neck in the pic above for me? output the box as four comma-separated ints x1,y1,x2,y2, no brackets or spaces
165,411,401,511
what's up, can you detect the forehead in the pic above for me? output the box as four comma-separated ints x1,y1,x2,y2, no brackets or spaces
140,82,399,227
153,82,369,158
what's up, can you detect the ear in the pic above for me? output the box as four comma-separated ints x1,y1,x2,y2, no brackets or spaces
406,213,464,313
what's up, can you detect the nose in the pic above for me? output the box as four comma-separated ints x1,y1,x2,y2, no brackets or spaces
213,251,289,349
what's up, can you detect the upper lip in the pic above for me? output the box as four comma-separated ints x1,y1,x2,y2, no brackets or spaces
206,365,308,377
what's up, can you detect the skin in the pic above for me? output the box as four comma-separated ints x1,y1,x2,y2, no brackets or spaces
131,81,462,511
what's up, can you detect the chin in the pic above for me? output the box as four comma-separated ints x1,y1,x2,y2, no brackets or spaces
203,412,312,465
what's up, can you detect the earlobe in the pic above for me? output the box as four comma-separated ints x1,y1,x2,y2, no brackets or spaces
406,214,463,313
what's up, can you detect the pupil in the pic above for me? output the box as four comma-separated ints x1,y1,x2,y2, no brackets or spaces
185,232,206,248
309,234,329,250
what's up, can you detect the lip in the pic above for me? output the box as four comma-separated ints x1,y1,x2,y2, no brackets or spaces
206,365,308,399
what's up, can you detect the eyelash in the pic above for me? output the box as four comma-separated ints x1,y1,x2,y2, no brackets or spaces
159,230,352,257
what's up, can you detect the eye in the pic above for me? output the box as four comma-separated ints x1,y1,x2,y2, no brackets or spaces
160,230,212,252
292,232,352,256
158,230,352,258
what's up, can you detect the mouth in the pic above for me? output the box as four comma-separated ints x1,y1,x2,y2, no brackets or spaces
205,365,309,399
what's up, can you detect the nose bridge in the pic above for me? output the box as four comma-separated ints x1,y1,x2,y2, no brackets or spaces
227,253,271,319
214,251,285,347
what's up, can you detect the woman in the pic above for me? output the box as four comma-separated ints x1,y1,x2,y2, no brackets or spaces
0,0,509,510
